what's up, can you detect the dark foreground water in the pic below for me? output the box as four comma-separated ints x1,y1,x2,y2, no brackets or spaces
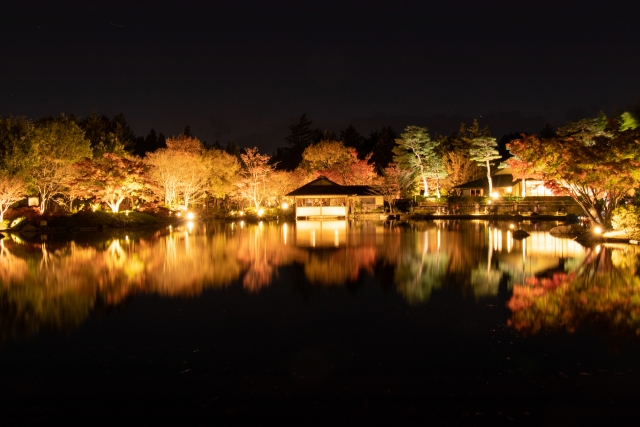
2,220,640,424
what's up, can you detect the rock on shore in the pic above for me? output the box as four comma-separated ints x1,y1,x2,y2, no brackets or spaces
549,224,585,235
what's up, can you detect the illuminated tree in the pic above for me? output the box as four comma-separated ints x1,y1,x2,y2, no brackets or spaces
76,153,148,213
317,149,379,185
268,170,305,207
167,136,209,210
377,163,410,213
393,126,438,196
238,147,273,210
424,154,448,198
0,116,36,219
619,112,639,131
205,149,240,201
145,148,180,207
507,126,640,228
468,136,502,195
145,135,231,209
442,151,482,188
0,173,27,222
30,116,93,213
302,140,353,172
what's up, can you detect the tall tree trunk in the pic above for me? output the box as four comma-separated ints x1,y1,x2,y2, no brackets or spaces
486,160,493,195
422,175,429,197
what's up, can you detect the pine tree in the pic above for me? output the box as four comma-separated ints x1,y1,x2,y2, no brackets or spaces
469,136,501,195
393,126,439,196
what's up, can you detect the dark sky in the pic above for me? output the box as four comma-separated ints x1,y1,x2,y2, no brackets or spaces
2,0,639,152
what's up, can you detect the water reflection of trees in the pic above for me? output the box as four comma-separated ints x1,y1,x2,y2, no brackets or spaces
508,244,640,337
0,220,603,339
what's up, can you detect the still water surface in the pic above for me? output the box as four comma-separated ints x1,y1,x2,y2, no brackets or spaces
1,220,640,423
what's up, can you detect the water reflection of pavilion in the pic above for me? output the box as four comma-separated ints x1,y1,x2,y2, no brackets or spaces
294,220,347,247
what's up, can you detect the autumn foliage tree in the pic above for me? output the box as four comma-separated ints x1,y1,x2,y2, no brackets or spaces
317,149,379,185
76,153,148,213
30,116,93,212
145,135,237,210
377,163,409,213
0,173,27,223
301,140,353,173
238,147,273,210
507,124,640,228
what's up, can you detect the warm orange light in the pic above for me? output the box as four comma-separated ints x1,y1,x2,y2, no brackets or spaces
186,212,195,220
282,202,289,209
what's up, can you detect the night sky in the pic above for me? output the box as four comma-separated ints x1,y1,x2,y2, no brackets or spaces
2,0,639,152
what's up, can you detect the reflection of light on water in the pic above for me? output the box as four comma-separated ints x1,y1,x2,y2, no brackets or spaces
437,229,440,252
283,223,288,245
295,220,347,247
187,221,194,232
527,232,584,257
507,230,512,253
334,229,339,247
492,228,503,252
596,245,601,254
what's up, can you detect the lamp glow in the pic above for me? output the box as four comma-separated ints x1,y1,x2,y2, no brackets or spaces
282,202,289,209
594,226,602,234
258,208,264,216
186,212,195,220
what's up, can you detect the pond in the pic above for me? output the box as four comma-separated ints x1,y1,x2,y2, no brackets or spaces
1,219,640,423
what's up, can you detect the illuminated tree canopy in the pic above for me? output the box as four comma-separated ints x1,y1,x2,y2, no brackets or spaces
507,123,640,227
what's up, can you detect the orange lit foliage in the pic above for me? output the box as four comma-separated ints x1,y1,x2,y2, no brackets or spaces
508,246,640,336
317,149,379,185
238,147,273,210
76,153,148,212
507,127,640,227
0,174,27,222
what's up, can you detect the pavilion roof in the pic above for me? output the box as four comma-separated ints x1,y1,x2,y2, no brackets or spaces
286,176,378,197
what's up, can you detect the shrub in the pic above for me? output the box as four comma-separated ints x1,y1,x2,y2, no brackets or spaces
611,204,640,232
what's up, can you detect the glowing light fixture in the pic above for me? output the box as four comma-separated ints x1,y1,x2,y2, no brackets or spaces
258,208,264,216
186,212,195,220
490,192,499,199
282,202,289,209
594,226,602,234
506,187,512,193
